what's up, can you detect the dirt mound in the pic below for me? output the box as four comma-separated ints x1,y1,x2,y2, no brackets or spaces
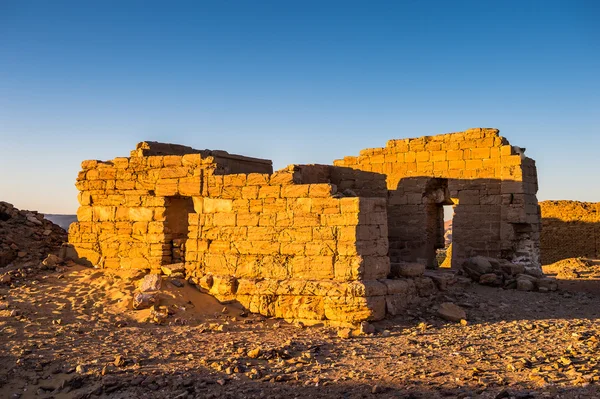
0,201,67,268
542,257,600,279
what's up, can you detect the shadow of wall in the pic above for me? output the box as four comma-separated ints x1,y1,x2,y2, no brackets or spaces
283,166,541,271
541,218,600,264
540,201,600,265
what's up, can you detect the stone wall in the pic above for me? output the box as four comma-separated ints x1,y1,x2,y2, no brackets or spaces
69,129,542,324
334,128,541,273
540,200,600,264
69,143,436,325
68,142,273,270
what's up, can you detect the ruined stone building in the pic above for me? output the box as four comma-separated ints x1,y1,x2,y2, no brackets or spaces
68,128,541,323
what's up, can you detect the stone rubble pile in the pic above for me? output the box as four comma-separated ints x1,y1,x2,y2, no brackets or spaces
461,255,558,292
0,201,67,269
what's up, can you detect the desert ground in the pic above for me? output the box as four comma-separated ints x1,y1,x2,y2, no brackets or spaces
3,256,600,399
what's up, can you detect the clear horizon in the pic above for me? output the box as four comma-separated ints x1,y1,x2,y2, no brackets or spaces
1,1,599,214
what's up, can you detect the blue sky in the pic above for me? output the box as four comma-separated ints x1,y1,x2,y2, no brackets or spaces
0,0,598,213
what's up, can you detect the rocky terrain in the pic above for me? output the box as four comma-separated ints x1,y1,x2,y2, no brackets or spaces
0,202,67,270
2,258,600,398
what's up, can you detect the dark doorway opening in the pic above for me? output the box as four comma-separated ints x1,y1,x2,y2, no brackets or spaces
164,197,195,264
437,204,455,268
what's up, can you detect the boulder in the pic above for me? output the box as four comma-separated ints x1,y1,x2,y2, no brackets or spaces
437,302,467,322
132,291,159,310
516,278,534,292
139,274,162,292
462,256,493,279
42,254,62,269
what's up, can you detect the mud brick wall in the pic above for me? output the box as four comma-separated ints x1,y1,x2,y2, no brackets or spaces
68,145,272,270
334,128,541,272
540,201,600,264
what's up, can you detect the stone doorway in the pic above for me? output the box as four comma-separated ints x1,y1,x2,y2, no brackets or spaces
164,197,195,264
423,178,455,268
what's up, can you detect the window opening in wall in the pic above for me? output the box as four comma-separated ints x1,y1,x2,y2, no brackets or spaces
164,197,195,265
437,204,455,268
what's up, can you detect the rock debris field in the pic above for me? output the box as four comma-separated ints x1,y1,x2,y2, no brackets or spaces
2,259,600,399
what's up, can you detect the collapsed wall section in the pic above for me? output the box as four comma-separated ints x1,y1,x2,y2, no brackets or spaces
540,200,600,264
334,128,541,273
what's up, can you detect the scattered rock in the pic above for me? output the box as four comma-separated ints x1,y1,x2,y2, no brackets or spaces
372,384,384,394
139,274,161,292
517,279,534,292
359,321,375,335
160,263,184,276
437,302,467,322
247,348,261,359
462,256,493,279
337,328,352,339
42,254,61,268
478,273,499,285
132,291,159,310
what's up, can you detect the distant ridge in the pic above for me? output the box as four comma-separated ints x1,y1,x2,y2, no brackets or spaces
44,214,77,231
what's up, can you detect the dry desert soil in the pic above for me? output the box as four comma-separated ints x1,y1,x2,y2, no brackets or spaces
3,259,600,399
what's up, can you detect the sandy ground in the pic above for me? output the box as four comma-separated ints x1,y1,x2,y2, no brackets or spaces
3,261,600,398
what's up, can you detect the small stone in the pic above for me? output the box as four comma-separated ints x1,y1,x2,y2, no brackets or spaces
479,273,501,286
372,384,384,394
75,365,86,373
247,348,261,359
437,302,467,322
0,274,12,284
114,355,125,367
170,279,184,288
360,322,375,335
337,328,352,339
